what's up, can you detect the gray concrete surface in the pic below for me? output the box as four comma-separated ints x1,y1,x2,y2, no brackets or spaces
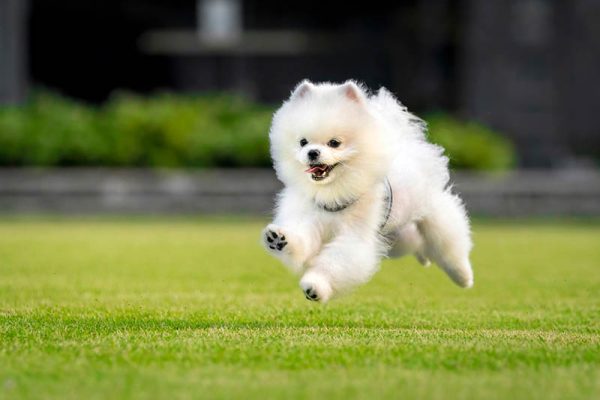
0,168,598,216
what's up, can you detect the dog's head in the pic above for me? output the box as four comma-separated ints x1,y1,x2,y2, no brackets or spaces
269,80,395,203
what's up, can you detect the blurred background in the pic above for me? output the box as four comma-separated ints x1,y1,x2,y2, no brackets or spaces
1,0,599,216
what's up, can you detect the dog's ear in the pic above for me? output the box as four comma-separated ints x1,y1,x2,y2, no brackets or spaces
340,81,365,104
291,80,314,100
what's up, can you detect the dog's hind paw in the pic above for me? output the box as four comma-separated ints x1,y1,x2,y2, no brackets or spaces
416,252,431,267
263,224,288,252
303,285,319,301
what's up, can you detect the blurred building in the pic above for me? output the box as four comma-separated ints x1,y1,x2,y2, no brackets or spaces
1,0,599,167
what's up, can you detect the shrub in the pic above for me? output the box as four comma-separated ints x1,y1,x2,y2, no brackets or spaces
0,92,111,166
0,91,273,168
0,91,515,170
425,113,515,171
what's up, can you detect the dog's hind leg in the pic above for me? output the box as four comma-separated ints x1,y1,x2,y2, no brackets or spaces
418,191,473,287
388,223,430,266
415,252,431,267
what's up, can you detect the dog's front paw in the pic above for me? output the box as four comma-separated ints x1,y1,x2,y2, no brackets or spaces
300,272,333,303
263,224,289,252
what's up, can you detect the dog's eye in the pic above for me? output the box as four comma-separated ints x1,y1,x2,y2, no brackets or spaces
327,139,341,148
299,138,308,147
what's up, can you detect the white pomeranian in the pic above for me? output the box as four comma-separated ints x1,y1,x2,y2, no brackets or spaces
262,80,473,302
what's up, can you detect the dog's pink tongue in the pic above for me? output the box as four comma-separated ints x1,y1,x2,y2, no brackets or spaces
306,166,323,173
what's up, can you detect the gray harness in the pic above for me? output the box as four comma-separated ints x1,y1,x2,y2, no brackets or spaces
315,178,394,231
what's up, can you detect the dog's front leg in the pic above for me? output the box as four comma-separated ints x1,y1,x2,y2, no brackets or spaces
262,221,321,274
300,229,380,302
262,199,322,275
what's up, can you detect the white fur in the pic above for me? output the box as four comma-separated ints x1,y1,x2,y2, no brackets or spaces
262,80,473,302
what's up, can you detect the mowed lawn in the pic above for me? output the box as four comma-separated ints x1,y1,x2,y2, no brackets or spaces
0,218,599,400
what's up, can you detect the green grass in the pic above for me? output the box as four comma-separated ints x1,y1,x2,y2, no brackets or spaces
0,218,599,399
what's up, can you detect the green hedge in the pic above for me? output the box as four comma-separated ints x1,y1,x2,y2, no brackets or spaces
0,91,273,168
0,91,515,170
426,113,515,171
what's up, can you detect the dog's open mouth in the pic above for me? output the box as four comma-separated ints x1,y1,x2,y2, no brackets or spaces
305,163,338,181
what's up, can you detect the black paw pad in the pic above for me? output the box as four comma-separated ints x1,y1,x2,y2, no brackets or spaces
265,229,287,252
304,287,319,301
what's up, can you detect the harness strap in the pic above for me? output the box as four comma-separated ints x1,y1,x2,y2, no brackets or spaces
380,177,393,230
315,177,394,231
318,201,354,212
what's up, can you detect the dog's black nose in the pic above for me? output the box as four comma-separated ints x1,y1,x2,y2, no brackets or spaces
308,149,320,161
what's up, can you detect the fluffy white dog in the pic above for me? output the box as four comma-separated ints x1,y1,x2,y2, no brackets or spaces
262,80,473,302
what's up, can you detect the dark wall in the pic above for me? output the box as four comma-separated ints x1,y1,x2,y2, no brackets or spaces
27,0,457,109
460,0,600,166
22,0,600,166
169,0,459,109
28,0,194,102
